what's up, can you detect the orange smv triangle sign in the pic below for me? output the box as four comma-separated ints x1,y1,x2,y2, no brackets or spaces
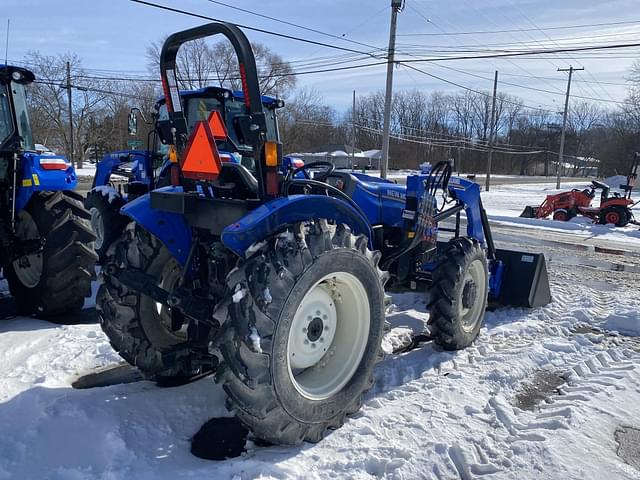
207,110,228,140
180,120,222,181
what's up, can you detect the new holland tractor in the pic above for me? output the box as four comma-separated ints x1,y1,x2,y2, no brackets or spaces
85,87,284,262
97,23,550,446
0,65,96,317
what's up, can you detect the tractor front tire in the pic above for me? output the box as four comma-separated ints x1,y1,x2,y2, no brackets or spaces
97,225,200,378
5,191,97,318
552,209,575,221
85,187,128,263
599,206,630,227
428,237,488,350
217,222,388,445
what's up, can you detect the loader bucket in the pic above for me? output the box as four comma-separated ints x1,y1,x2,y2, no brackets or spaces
493,249,551,308
519,206,538,218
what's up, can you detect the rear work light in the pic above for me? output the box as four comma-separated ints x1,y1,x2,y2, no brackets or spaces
264,141,279,167
39,158,70,170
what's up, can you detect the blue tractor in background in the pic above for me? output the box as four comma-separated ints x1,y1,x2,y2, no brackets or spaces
97,23,550,446
85,86,284,261
0,66,96,317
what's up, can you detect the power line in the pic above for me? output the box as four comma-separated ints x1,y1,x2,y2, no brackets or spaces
131,0,640,64
203,0,383,52
130,0,379,58
426,62,629,105
397,19,640,36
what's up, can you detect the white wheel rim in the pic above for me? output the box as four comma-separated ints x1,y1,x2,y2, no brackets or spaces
89,207,105,250
12,211,43,288
458,259,487,332
287,272,370,401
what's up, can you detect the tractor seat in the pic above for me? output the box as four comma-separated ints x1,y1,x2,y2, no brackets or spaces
216,163,259,199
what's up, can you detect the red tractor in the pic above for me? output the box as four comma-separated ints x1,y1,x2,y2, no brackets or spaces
521,180,638,227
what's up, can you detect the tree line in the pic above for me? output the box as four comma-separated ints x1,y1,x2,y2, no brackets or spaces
20,38,640,177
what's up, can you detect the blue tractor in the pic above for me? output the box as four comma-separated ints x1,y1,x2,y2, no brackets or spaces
97,23,550,446
85,86,284,261
0,66,96,317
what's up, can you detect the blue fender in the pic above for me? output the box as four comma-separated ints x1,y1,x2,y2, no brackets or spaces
222,194,374,257
120,186,192,265
15,153,77,213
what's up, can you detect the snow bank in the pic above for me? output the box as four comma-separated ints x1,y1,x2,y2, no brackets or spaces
601,311,640,336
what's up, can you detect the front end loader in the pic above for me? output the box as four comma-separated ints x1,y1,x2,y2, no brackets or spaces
0,65,96,317
97,22,550,447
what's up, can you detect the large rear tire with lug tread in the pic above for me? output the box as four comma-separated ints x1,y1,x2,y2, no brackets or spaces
96,224,200,378
428,237,488,350
85,187,128,263
599,206,630,227
217,221,388,445
5,191,97,318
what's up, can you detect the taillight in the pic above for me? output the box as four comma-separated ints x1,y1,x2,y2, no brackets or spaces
39,158,69,170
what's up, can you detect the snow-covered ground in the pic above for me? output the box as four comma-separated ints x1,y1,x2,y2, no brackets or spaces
74,163,97,178
0,180,639,479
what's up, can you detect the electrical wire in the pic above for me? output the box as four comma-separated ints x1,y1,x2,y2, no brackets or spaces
397,19,640,36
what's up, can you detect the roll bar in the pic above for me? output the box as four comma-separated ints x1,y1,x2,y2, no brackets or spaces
159,23,267,145
158,22,268,196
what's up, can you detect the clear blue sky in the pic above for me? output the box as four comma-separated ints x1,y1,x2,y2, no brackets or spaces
3,0,638,112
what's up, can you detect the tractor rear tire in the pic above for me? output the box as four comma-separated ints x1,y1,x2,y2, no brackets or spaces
217,221,388,445
96,225,200,378
85,187,128,263
5,191,97,318
428,237,488,351
599,206,629,227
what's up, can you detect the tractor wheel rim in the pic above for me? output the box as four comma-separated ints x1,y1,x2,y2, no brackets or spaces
89,207,104,250
12,211,43,289
287,271,370,401
458,259,487,332
154,259,186,338
606,212,619,224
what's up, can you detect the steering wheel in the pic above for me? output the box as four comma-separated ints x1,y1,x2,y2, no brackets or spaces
288,161,335,183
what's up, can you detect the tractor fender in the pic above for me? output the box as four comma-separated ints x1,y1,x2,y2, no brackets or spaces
15,152,77,213
120,188,192,265
221,194,374,257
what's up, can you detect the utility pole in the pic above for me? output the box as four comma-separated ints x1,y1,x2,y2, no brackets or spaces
351,90,356,170
557,66,583,189
65,61,76,168
380,0,403,179
486,70,498,192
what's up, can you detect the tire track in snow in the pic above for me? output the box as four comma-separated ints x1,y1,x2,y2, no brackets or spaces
366,278,638,478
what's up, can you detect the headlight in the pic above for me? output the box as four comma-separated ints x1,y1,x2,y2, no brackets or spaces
11,71,23,81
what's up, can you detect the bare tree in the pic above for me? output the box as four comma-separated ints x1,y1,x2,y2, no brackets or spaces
25,51,113,168
146,38,296,96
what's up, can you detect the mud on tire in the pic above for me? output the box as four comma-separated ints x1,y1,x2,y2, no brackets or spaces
96,225,199,378
5,191,97,318
216,221,389,445
428,237,488,351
